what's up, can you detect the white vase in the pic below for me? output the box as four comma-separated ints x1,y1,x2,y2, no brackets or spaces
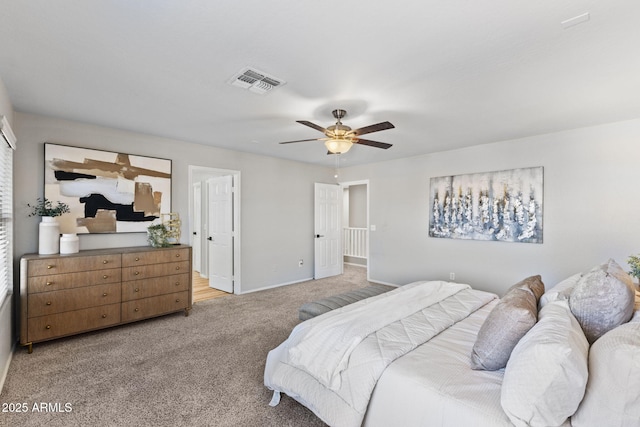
38,216,60,255
60,233,79,254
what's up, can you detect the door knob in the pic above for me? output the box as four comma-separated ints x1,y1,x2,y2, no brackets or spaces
315,234,324,238
207,236,213,241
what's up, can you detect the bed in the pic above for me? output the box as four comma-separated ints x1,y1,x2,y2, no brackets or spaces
363,299,513,427
264,259,640,427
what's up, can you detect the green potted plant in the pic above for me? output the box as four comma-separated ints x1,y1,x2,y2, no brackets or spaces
147,223,171,248
27,197,70,217
28,198,70,255
627,254,640,284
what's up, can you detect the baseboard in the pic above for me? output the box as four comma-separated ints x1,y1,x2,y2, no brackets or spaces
238,277,314,295
343,262,367,268
367,278,400,287
0,340,15,394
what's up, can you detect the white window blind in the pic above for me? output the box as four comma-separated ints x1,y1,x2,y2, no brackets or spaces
0,116,15,304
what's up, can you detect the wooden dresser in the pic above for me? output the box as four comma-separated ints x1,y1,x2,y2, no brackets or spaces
20,245,192,353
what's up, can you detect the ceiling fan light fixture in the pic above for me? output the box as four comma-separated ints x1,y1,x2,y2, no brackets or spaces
325,138,353,154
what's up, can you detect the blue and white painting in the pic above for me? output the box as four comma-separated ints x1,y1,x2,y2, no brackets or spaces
429,167,543,243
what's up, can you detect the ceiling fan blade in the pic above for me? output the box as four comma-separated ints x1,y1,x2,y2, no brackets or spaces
349,121,395,137
297,120,327,134
353,138,393,149
278,138,323,144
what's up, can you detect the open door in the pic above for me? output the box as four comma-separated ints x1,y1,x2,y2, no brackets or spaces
207,175,234,293
314,182,343,279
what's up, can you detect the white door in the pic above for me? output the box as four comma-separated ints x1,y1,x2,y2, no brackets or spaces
192,182,202,273
207,175,234,293
314,182,343,279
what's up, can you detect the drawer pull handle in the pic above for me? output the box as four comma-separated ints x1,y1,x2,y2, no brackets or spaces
135,257,140,261
46,282,53,286
175,253,180,258
103,260,108,264
46,325,51,330
175,266,180,270
134,308,139,312
134,288,139,292
46,301,52,306
175,299,180,303
102,314,107,318
103,293,108,297
103,275,108,279
134,271,140,276
47,265,54,269
175,282,180,286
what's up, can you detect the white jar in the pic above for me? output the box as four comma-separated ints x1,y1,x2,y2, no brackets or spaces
39,216,60,255
59,233,79,254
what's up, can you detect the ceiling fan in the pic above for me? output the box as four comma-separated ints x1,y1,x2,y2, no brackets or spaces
279,109,394,154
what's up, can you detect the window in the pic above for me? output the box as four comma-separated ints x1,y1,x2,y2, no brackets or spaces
0,116,16,303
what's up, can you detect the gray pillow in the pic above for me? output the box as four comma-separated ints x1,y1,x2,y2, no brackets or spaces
508,274,545,300
471,275,545,371
569,259,635,343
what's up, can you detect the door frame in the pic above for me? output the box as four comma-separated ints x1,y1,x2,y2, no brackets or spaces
188,165,242,294
192,181,202,275
339,179,370,281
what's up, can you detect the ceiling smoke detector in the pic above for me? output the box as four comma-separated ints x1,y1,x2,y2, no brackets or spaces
228,67,286,95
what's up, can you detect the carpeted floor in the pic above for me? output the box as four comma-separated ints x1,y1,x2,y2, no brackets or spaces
0,265,374,427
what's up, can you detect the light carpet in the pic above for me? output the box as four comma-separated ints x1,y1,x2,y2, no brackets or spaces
1,265,376,427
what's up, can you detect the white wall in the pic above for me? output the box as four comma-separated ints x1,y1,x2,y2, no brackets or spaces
348,184,367,228
0,76,14,392
13,113,334,293
340,118,640,296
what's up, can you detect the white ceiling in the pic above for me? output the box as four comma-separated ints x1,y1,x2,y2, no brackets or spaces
1,1,640,167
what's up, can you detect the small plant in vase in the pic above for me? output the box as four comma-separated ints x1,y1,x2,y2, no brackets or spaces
147,223,171,248
28,198,70,255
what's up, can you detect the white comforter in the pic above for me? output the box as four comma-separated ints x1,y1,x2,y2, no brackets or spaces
264,280,497,427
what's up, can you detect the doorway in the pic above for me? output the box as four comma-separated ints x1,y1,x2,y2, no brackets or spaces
189,166,241,299
340,180,369,277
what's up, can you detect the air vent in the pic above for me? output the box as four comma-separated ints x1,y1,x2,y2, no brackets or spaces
228,67,286,95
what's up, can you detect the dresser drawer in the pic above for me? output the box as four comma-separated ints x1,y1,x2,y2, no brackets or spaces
122,248,190,267
27,283,121,318
27,254,121,277
121,291,189,322
27,268,121,293
27,303,121,342
122,273,190,301
121,260,190,281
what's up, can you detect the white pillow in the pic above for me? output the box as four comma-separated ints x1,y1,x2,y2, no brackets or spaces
501,300,589,427
539,272,582,308
572,322,640,427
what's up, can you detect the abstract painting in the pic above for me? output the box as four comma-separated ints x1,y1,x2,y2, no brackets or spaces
429,167,543,243
44,143,172,234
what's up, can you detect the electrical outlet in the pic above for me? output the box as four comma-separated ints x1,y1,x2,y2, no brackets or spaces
449,272,455,281
298,259,304,267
